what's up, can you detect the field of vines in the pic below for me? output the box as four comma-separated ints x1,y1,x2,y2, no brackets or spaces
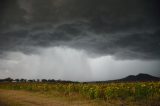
0,82,160,101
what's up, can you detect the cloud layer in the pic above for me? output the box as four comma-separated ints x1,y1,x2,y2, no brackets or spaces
0,0,160,80
0,0,160,60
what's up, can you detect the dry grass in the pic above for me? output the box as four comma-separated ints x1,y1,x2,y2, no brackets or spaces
0,89,106,106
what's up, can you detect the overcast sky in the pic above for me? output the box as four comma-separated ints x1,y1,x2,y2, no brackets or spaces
0,0,160,81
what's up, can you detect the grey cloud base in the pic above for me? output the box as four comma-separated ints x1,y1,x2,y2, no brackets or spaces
0,0,160,60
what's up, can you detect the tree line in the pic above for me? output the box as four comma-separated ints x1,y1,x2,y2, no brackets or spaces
0,77,77,83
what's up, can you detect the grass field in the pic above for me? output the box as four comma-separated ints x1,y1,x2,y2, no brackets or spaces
0,82,160,106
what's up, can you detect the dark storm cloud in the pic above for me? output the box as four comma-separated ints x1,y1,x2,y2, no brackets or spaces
0,0,160,60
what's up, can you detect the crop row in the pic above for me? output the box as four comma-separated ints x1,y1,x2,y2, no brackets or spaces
0,82,159,100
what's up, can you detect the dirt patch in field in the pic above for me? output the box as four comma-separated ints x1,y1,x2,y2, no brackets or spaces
0,89,108,106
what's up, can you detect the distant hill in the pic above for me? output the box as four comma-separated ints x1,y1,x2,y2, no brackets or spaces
88,73,160,83
116,73,160,82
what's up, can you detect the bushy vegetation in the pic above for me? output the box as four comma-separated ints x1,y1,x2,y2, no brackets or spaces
0,82,159,101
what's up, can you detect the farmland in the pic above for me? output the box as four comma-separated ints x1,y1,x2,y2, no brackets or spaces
0,81,160,106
